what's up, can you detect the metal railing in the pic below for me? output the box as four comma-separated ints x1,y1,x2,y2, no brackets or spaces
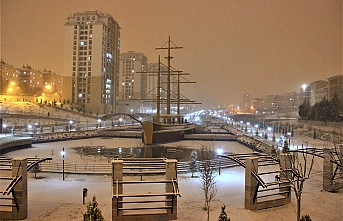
39,157,239,175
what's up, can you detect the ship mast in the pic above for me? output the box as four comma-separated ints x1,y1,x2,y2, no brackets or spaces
156,36,183,123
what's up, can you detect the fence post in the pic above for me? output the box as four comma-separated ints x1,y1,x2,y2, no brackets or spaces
279,154,292,203
245,157,258,211
12,158,28,219
165,159,178,219
112,160,123,219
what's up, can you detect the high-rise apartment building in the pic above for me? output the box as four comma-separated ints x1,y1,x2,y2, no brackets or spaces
119,51,148,100
145,62,179,114
62,11,120,114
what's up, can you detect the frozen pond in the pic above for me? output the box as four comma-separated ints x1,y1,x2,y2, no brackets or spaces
4,137,253,164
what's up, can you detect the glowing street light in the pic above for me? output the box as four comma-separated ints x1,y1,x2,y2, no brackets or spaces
301,84,307,91
61,148,65,181
216,147,224,175
69,120,73,132
216,147,224,155
97,119,101,128
2,124,7,133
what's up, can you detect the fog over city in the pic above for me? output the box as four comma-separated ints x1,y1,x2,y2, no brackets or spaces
1,0,341,108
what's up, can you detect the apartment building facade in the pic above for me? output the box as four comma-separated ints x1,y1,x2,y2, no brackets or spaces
0,60,18,95
118,51,148,100
62,10,121,114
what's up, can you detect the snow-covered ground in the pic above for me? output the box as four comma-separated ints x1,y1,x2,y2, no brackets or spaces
3,135,342,220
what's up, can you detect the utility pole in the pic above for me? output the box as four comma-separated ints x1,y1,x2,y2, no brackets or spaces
156,36,183,123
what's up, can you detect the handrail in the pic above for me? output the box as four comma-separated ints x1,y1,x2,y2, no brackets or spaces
3,176,22,195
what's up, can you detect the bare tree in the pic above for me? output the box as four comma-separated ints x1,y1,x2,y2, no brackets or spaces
199,143,218,221
280,152,315,221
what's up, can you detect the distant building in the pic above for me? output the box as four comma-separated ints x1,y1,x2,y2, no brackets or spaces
281,92,298,113
327,75,342,105
239,94,252,113
41,70,62,96
252,92,298,115
145,62,173,114
298,84,310,105
309,80,328,106
0,60,18,95
17,65,42,95
252,98,262,114
119,51,148,100
117,51,149,113
62,10,121,114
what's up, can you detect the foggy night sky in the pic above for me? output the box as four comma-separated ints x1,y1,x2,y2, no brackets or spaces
0,0,342,109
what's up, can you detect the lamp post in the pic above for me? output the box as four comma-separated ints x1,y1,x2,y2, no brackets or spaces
61,148,65,181
2,124,7,134
216,147,224,175
69,120,73,132
97,119,101,128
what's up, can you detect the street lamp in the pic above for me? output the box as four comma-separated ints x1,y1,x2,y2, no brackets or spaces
61,148,65,181
2,124,7,134
69,120,73,132
216,147,224,175
97,119,101,128
27,124,32,133
119,118,122,126
301,84,307,91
